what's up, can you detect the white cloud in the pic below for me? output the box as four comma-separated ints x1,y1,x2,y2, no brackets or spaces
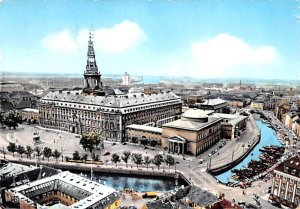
42,20,146,54
191,33,278,77
42,29,77,53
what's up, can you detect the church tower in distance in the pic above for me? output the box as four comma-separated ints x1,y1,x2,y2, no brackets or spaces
83,32,105,96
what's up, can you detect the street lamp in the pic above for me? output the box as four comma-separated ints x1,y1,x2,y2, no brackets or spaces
61,147,63,162
3,146,5,159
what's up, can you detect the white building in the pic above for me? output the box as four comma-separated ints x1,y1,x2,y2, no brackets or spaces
122,72,131,86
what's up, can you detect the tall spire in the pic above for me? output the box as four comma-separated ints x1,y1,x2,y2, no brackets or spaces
83,31,103,93
85,31,99,75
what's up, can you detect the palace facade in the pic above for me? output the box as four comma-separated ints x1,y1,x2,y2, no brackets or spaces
38,33,182,142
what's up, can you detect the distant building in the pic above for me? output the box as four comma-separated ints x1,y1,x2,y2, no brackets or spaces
276,101,292,124
122,72,132,86
269,156,300,208
162,109,222,156
0,81,24,92
5,171,121,209
197,98,228,113
285,112,299,130
187,95,203,107
292,118,300,137
20,108,39,123
250,100,264,110
0,91,38,113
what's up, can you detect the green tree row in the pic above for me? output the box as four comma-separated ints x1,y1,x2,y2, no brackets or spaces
110,151,176,170
6,142,61,162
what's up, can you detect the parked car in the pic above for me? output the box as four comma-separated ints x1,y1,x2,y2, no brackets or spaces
238,201,246,206
103,152,110,156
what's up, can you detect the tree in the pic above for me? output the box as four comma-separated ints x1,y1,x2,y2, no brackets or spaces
52,149,61,162
131,153,143,169
43,147,52,161
121,151,131,168
111,153,120,167
0,113,4,125
80,132,101,153
152,154,164,170
7,142,17,157
26,145,33,159
144,156,151,170
34,146,43,160
81,153,88,161
3,111,22,129
17,145,25,158
73,151,81,160
165,155,175,170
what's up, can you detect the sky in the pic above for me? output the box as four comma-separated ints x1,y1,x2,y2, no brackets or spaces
0,0,300,80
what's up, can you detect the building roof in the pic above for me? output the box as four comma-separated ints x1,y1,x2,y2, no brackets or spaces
126,124,162,134
163,117,221,131
211,113,247,126
168,135,186,143
0,163,36,178
182,186,220,207
201,98,227,106
144,186,220,209
145,200,177,209
40,90,181,113
8,171,120,209
21,108,39,113
274,156,300,176
182,109,208,119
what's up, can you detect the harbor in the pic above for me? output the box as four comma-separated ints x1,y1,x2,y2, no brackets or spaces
215,119,282,184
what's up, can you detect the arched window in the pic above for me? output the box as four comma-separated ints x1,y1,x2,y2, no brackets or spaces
110,122,114,130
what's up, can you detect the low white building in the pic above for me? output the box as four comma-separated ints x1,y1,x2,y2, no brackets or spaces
5,171,121,209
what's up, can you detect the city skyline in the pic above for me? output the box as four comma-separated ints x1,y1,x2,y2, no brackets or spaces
1,0,300,80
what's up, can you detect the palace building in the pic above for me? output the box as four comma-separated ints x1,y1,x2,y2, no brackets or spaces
38,33,182,142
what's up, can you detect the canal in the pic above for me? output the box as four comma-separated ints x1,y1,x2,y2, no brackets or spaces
72,171,188,192
215,119,282,183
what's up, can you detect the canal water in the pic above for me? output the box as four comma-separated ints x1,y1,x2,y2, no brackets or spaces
215,119,282,183
73,171,187,192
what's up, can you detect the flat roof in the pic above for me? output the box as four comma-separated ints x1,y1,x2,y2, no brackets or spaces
21,108,39,113
211,113,247,126
163,117,222,131
126,124,162,134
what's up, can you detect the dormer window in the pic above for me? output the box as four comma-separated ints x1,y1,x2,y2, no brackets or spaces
284,166,289,173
